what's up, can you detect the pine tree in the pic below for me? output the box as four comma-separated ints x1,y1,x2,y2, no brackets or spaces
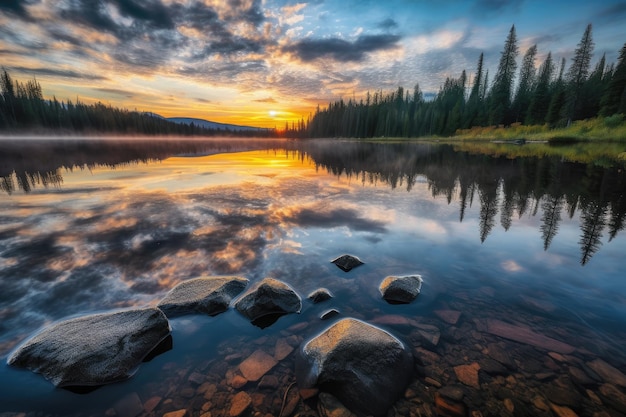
547,58,568,127
488,25,519,126
464,53,484,128
565,24,594,123
600,42,626,116
527,52,555,124
512,44,537,123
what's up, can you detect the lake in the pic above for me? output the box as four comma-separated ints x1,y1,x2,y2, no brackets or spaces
0,137,625,417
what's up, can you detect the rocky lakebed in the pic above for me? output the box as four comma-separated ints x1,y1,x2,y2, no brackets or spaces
4,255,626,417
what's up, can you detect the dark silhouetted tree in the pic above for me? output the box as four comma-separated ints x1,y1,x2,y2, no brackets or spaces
488,25,518,126
527,52,554,124
512,44,537,123
600,42,626,116
565,24,594,124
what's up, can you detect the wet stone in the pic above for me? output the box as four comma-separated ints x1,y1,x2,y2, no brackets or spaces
454,363,480,389
299,388,319,400
434,392,467,417
331,254,364,272
425,377,442,388
320,309,340,320
599,383,626,413
484,319,575,354
415,347,441,365
434,310,461,325
486,343,516,369
258,375,279,389
239,350,278,382
415,323,441,347
479,358,508,375
7,308,171,387
274,338,294,361
544,384,581,409
229,374,248,389
549,403,579,417
157,276,248,318
234,277,302,323
143,396,162,413
379,275,423,304
532,396,550,411
307,288,333,303
438,385,465,402
229,391,252,417
586,358,626,388
163,411,187,417
568,366,595,386
188,372,205,385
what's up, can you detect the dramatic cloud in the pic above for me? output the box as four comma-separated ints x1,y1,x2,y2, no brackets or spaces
8,66,108,80
283,34,401,63
0,0,623,126
0,0,31,18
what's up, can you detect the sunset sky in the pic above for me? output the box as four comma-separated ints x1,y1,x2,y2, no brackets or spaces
1,0,625,128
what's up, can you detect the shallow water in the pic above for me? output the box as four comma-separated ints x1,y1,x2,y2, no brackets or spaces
0,138,625,417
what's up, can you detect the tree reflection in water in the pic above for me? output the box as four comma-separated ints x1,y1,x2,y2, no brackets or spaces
1,138,624,265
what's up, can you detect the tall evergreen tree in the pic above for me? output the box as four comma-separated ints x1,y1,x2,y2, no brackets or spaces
547,58,568,127
527,52,555,124
464,53,484,128
600,42,626,116
488,25,519,126
512,44,537,123
565,24,594,123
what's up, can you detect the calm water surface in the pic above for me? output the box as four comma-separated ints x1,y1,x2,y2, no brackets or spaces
0,138,625,417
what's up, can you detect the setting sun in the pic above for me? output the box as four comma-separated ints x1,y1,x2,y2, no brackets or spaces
269,110,278,117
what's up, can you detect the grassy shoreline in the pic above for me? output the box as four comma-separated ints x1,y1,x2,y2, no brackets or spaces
452,115,626,142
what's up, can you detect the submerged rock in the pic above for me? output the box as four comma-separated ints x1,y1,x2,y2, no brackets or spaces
7,308,171,387
296,318,414,417
234,277,301,322
379,275,423,304
157,275,248,318
307,288,333,304
331,255,364,272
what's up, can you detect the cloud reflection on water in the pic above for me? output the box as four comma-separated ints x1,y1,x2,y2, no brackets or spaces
0,149,396,355
1,140,625,359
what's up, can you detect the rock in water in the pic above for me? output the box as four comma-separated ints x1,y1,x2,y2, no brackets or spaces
331,255,364,272
296,318,413,417
7,308,171,387
379,275,423,304
157,275,248,318
307,288,333,304
234,277,301,321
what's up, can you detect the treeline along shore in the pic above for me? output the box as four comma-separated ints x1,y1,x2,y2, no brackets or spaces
304,24,626,140
0,71,276,137
1,24,625,140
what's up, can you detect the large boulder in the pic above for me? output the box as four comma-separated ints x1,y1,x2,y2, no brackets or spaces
157,275,248,318
379,275,423,304
234,277,302,321
296,318,414,417
7,308,171,387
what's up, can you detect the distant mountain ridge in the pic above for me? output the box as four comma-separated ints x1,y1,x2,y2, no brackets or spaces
146,113,268,132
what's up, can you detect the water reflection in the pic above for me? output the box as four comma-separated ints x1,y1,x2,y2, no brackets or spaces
1,138,625,416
